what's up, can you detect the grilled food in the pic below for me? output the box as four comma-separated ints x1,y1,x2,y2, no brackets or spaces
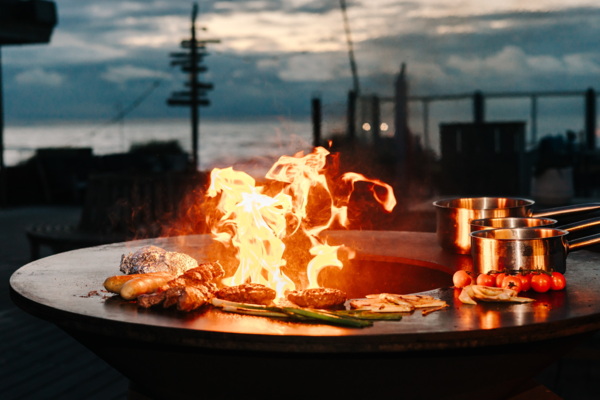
135,262,225,311
350,293,448,314
103,272,174,294
287,288,347,309
119,245,198,275
119,273,175,300
215,283,277,306
458,285,535,305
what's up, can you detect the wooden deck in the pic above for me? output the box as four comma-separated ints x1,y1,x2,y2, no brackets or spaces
0,307,128,399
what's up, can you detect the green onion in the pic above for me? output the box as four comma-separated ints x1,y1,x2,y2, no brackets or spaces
211,298,373,328
334,310,404,320
280,307,373,328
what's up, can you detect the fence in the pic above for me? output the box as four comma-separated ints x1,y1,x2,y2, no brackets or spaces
351,88,597,155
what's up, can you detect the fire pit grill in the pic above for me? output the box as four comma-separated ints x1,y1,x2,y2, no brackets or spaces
10,231,600,400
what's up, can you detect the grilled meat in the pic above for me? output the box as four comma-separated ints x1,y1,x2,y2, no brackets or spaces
136,291,167,308
215,283,277,305
287,288,347,309
136,262,224,311
164,262,224,289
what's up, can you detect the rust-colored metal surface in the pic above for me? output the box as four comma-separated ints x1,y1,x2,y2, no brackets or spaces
10,231,600,400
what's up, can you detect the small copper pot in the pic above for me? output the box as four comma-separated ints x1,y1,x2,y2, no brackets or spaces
434,197,600,254
470,224,600,274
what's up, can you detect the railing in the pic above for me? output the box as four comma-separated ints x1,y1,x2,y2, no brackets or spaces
408,89,596,150
369,88,597,152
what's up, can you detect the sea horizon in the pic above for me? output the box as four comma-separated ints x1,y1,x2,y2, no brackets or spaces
2,116,329,176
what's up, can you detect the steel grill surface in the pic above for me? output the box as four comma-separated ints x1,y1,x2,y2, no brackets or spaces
10,231,600,400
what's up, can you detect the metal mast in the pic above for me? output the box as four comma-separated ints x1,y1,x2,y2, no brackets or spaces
339,0,360,94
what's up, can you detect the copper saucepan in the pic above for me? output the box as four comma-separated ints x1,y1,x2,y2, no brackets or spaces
470,217,558,232
433,197,600,254
470,221,600,274
470,216,600,234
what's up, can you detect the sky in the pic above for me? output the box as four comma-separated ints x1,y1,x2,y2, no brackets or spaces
2,0,600,139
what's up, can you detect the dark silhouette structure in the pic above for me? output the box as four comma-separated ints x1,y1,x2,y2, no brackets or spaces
0,0,57,206
167,2,219,170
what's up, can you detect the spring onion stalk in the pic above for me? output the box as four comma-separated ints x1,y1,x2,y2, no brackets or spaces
211,298,372,328
280,307,373,328
334,310,404,320
220,305,290,319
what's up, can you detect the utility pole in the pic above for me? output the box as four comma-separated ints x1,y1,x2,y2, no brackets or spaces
339,0,359,142
167,3,219,170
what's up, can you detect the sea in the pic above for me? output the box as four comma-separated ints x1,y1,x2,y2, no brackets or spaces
3,118,325,178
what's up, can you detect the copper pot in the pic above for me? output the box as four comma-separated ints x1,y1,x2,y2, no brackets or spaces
433,197,600,254
470,225,600,274
470,217,558,232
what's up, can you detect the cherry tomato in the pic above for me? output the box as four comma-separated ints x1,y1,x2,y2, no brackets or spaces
453,270,472,288
519,273,532,292
501,275,522,293
550,272,567,291
531,273,552,293
476,273,496,287
495,272,507,287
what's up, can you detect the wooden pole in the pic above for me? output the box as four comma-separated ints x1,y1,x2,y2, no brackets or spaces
190,3,199,170
585,87,596,151
0,47,6,207
311,96,321,147
473,90,485,124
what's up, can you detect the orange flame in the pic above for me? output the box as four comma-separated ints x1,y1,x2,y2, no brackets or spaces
206,146,396,298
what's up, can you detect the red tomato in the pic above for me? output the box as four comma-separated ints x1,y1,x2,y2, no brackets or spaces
476,273,496,287
501,275,522,293
519,273,532,292
495,272,507,287
531,273,552,293
550,272,567,291
453,270,472,288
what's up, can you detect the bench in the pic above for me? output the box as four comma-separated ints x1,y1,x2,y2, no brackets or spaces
26,171,207,260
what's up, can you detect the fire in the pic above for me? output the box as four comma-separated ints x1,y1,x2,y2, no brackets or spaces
206,146,396,299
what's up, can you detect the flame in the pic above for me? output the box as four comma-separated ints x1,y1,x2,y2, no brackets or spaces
206,146,396,298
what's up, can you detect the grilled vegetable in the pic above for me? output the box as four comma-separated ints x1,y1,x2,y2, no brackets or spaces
211,298,373,328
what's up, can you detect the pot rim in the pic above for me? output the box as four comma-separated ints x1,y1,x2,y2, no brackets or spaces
470,227,569,241
433,196,535,211
470,217,558,229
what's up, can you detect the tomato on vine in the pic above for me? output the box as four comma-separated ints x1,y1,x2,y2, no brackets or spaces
550,272,567,291
518,273,532,292
531,273,552,293
501,275,523,293
495,272,507,287
476,273,496,287
453,270,472,288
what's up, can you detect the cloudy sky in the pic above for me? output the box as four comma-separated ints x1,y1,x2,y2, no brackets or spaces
3,0,600,135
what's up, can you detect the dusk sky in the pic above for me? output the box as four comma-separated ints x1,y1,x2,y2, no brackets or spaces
3,0,600,136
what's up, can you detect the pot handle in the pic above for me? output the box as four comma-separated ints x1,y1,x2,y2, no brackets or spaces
559,217,600,233
533,203,600,218
568,232,600,252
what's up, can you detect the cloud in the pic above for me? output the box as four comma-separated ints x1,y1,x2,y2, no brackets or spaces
276,53,343,82
4,0,600,124
445,45,600,85
101,65,171,84
14,68,65,87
